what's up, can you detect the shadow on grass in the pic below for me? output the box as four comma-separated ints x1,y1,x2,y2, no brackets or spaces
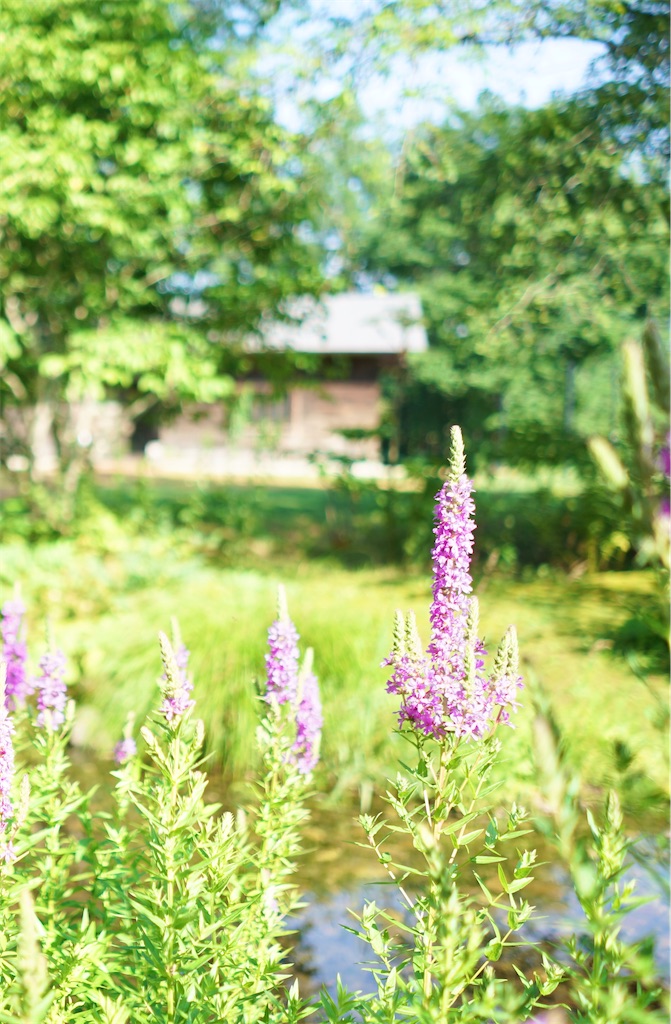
92,474,633,573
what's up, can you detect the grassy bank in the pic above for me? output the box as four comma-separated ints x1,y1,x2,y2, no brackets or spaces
1,465,638,572
2,534,667,820
91,470,630,571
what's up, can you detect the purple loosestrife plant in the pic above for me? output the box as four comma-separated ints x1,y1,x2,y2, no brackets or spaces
0,610,316,1021
347,429,566,1022
158,630,195,724
119,624,315,1021
35,648,68,730
265,587,322,774
293,650,323,774
265,586,300,705
114,736,137,765
114,713,137,763
1,597,30,709
0,667,15,861
386,610,441,737
0,583,663,1022
386,426,521,740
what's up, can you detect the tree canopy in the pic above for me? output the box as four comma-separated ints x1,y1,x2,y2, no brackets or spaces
325,0,669,148
0,0,323,472
0,0,668,482
332,93,668,462
293,0,669,464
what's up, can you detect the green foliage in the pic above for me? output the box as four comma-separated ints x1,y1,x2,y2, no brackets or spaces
342,742,564,1022
355,95,668,463
589,321,670,570
532,683,669,1023
0,503,667,811
0,633,315,1022
314,578,667,1022
0,0,323,481
0,434,667,1019
331,463,637,571
0,593,665,1021
324,0,669,155
296,0,668,470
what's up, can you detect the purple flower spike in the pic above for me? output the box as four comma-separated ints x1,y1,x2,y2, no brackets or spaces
385,427,522,742
386,612,444,736
429,474,477,663
264,588,322,773
0,841,16,864
293,653,323,774
389,659,444,737
114,737,137,764
0,674,15,846
1,598,30,709
159,632,195,724
265,586,300,705
36,649,68,730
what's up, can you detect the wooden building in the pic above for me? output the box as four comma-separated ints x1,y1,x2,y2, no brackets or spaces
154,291,427,477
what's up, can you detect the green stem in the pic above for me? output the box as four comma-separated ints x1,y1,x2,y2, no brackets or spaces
423,741,488,1006
444,926,516,1012
422,745,452,1003
422,891,438,1003
368,832,418,920
163,733,180,1021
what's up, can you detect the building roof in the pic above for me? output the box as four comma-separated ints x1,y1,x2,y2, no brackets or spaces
260,292,427,355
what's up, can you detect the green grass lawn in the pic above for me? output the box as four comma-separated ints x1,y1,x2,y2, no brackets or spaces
3,531,666,822
90,468,631,571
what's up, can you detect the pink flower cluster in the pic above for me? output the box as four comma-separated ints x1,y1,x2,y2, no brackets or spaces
386,427,522,741
1,598,30,709
160,639,195,724
114,736,137,764
265,589,322,774
36,649,68,730
292,660,322,774
265,616,300,705
1,599,68,730
0,596,72,863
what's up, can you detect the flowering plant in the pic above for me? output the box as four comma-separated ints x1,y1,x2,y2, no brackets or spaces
321,427,667,1024
0,426,666,1023
0,595,320,1022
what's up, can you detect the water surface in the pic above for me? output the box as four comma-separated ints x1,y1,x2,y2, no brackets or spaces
290,804,670,1001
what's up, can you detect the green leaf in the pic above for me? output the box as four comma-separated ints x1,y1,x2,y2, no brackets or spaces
455,827,483,847
485,941,503,961
506,876,534,894
473,872,495,903
497,863,510,894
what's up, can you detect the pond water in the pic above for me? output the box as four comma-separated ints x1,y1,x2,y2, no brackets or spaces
73,755,669,1008
289,803,670,1002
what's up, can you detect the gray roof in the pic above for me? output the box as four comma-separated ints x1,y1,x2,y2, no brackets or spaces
260,292,427,355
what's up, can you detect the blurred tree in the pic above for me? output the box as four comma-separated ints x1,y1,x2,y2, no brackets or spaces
334,0,669,154
284,0,668,466
0,0,323,492
356,96,668,463
589,322,670,570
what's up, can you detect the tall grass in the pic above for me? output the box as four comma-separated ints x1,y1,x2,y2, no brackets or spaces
4,544,662,818
0,473,666,815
